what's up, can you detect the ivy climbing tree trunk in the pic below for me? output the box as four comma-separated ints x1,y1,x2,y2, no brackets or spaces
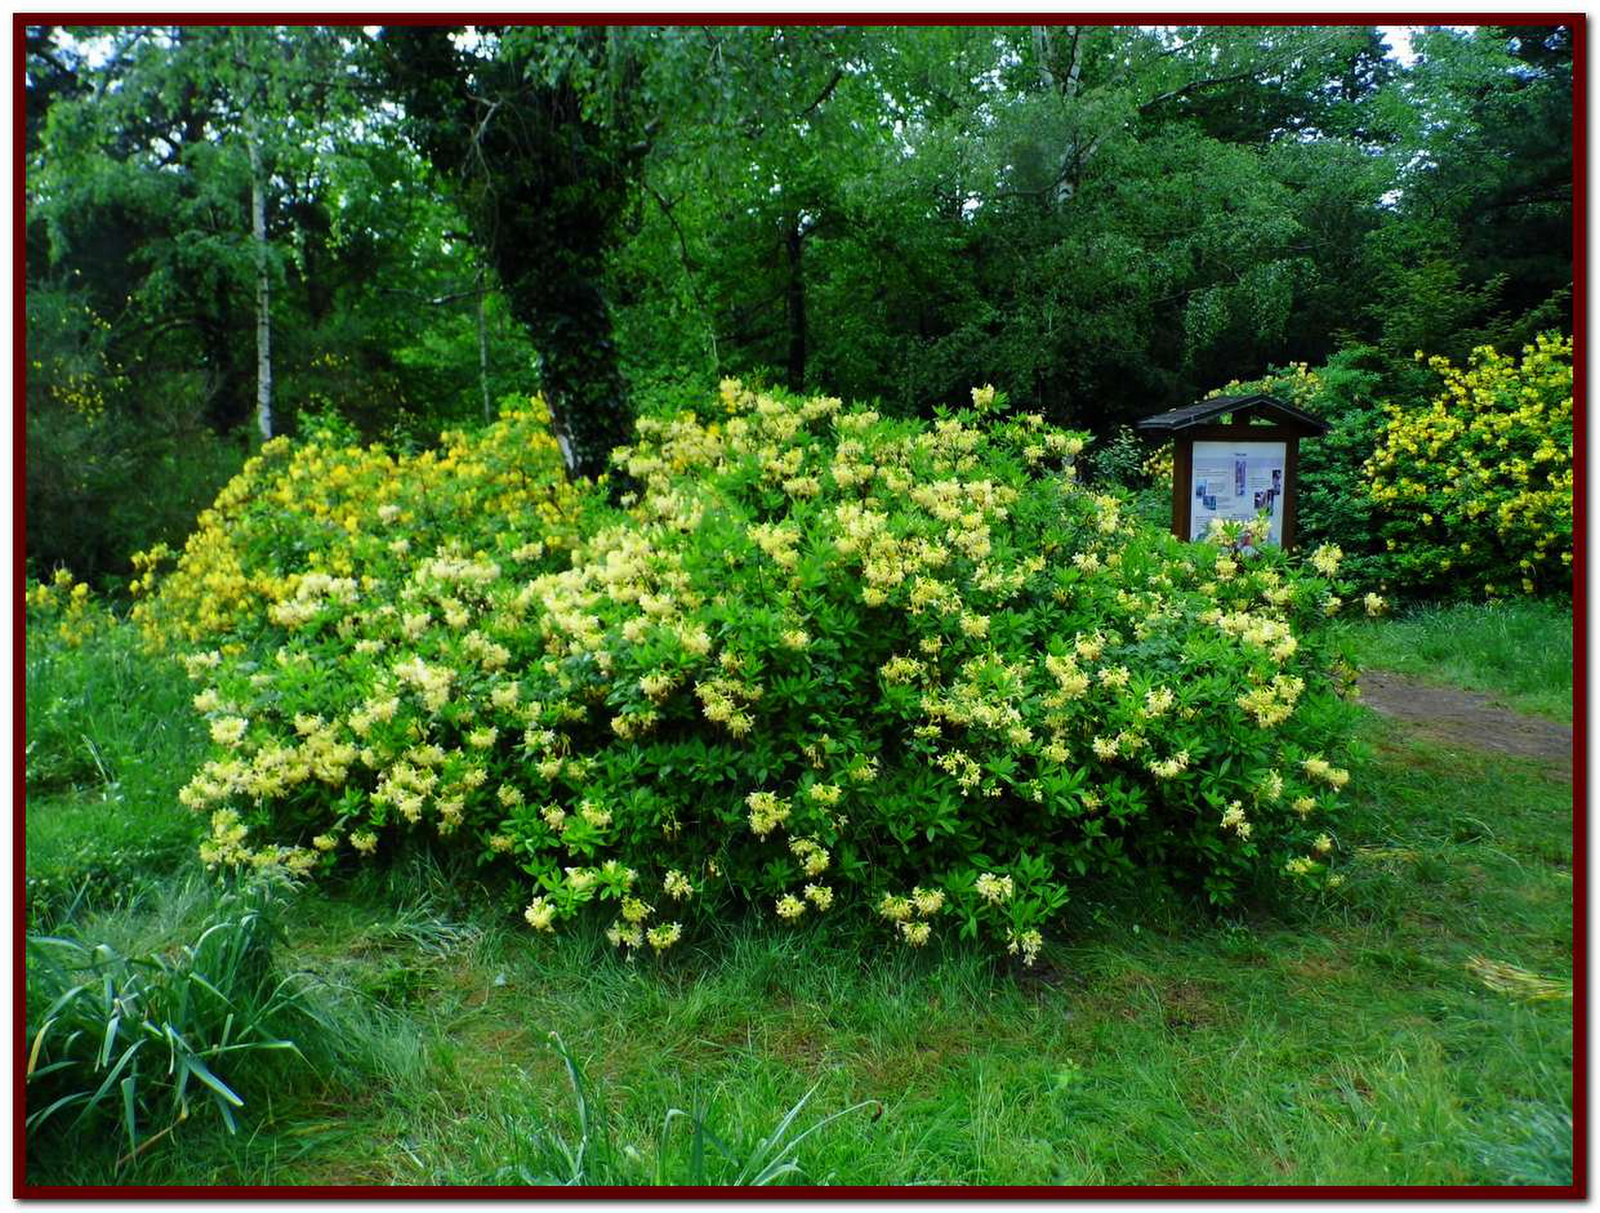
378,26,645,480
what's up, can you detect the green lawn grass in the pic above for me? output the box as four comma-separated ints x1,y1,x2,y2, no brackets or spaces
24,616,1574,1188
24,623,208,925
1342,599,1573,723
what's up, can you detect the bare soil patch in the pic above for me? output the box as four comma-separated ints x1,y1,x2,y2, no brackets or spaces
1358,670,1573,780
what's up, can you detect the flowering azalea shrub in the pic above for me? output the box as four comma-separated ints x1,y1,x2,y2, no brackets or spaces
166,381,1362,961
128,403,595,650
24,568,112,648
1365,333,1573,599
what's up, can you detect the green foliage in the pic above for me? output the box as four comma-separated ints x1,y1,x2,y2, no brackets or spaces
25,381,247,590
1369,26,1572,353
608,25,1433,427
1084,425,1167,529
25,878,311,1161
159,382,1365,963
1084,425,1154,490
25,288,248,586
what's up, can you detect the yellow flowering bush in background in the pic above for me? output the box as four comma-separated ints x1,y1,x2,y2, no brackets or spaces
1365,333,1572,599
159,380,1364,960
128,403,593,649
24,568,111,648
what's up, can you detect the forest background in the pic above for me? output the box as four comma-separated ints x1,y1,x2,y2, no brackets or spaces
24,22,1573,590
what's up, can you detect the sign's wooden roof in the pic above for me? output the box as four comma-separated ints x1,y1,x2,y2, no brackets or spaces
1135,393,1329,434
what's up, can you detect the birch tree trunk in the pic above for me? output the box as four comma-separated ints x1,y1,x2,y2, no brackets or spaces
1032,25,1087,206
244,115,273,441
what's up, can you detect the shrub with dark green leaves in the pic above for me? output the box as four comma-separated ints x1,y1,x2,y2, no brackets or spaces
164,382,1363,963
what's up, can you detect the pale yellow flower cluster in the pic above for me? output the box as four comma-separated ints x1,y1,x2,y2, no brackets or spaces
1007,928,1044,966
975,873,1015,904
1301,756,1351,789
746,790,793,838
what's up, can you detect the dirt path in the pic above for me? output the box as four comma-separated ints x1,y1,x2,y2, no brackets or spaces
1358,669,1573,780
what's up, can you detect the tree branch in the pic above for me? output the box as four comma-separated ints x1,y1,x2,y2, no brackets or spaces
377,284,485,306
1137,70,1259,114
795,67,843,121
644,181,697,274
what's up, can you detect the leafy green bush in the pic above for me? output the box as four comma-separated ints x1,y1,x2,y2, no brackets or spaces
1083,425,1170,530
1085,425,1153,490
26,405,246,593
160,380,1362,960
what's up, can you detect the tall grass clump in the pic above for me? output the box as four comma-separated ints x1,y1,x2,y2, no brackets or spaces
443,1032,882,1186
25,878,317,1166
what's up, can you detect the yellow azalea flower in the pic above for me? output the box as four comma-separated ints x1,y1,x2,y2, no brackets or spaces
804,884,834,911
524,897,557,931
210,716,248,747
974,873,1014,904
899,920,932,946
647,922,683,952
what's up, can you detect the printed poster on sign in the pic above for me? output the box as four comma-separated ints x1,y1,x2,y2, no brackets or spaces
1189,440,1287,545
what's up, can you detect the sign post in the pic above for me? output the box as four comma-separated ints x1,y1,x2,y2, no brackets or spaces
1136,394,1328,549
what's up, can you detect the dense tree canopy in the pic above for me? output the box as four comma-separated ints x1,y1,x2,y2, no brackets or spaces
24,21,1573,583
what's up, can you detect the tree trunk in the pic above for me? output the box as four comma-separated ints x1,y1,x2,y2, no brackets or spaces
1033,26,1086,207
785,215,806,393
520,272,621,479
476,267,492,424
245,119,273,442
378,26,643,482
1033,26,1058,92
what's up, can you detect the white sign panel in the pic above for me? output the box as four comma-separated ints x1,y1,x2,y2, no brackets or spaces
1189,440,1287,545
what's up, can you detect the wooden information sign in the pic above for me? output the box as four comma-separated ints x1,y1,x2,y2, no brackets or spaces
1136,394,1329,549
